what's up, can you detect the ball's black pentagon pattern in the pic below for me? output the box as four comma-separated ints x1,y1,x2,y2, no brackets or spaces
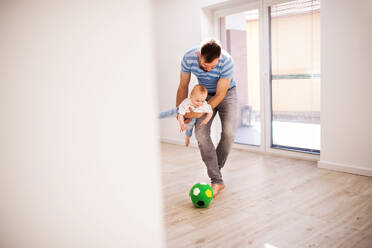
197,201,205,206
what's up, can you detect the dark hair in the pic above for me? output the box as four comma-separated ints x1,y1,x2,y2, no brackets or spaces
200,39,221,63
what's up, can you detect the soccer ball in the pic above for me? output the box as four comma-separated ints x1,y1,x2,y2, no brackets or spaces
189,182,213,208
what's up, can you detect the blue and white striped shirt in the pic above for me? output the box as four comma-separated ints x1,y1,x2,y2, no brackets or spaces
181,46,235,94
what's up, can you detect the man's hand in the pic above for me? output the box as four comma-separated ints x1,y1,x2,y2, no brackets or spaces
184,118,192,124
184,107,204,119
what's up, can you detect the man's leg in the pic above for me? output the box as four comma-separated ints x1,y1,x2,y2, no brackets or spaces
194,110,221,184
216,88,238,170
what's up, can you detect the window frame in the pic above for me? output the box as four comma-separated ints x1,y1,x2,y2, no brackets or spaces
207,0,320,161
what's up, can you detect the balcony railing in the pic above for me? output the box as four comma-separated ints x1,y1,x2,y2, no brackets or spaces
272,73,320,80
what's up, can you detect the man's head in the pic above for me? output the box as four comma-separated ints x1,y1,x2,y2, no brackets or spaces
198,39,221,72
190,84,208,108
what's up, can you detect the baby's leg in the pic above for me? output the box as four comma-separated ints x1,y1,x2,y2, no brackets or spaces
185,136,190,147
184,119,196,147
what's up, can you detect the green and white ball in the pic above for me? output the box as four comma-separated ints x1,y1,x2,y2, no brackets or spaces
189,182,213,208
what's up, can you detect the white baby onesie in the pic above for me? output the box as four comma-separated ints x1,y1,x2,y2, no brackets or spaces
178,98,213,115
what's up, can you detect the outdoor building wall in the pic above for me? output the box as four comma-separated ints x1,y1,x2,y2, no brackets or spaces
226,29,249,126
230,12,320,114
271,12,320,113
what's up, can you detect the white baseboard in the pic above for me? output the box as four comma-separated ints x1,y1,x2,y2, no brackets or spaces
162,138,372,178
160,137,199,148
318,160,372,177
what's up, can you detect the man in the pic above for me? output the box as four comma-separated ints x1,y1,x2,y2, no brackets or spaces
176,39,238,197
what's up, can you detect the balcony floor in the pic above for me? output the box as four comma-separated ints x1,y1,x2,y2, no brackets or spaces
234,121,320,151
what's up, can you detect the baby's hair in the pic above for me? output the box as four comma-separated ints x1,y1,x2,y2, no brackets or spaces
191,84,207,96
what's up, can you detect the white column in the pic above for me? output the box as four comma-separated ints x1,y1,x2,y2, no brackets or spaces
0,1,165,247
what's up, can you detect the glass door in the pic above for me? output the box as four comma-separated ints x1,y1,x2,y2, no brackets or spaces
220,9,261,146
269,0,320,153
216,0,321,156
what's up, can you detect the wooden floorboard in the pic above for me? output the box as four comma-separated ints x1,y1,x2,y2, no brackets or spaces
160,142,372,248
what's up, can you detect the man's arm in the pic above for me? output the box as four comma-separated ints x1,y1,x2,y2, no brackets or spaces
176,72,203,120
207,76,231,109
176,71,191,107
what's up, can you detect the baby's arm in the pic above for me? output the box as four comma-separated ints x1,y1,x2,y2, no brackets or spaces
177,99,189,132
200,112,213,126
177,113,187,132
199,103,213,126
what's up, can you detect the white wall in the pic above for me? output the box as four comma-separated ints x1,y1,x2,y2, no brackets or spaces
318,0,372,176
155,0,204,146
0,1,164,247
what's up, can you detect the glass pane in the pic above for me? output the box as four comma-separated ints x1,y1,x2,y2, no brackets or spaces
270,0,320,152
221,9,261,146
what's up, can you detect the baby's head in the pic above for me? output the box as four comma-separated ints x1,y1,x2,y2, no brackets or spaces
190,85,208,108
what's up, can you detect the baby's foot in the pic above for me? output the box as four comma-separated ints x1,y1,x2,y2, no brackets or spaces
185,136,190,147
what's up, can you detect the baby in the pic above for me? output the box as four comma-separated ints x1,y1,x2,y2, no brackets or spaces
177,84,213,147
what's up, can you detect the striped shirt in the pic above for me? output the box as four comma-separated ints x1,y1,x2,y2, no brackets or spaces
181,46,235,94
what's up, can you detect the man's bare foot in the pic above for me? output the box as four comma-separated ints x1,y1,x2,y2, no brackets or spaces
185,136,190,147
211,184,225,198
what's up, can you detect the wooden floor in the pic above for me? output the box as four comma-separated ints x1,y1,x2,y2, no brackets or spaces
160,142,372,248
